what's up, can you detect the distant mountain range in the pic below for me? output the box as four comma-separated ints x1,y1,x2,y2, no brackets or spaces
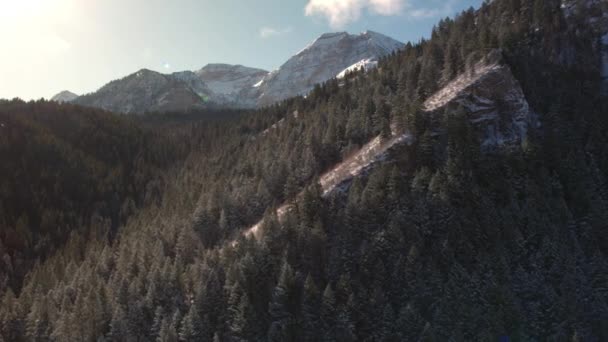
53,31,403,114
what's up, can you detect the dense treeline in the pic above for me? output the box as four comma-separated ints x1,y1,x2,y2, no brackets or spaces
0,100,190,293
1,0,608,340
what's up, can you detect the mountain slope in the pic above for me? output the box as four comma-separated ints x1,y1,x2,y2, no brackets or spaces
240,49,534,242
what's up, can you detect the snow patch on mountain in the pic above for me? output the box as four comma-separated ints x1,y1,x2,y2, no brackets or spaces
336,58,378,78
253,79,264,88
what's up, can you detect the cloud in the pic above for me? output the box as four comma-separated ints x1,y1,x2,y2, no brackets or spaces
304,0,407,28
259,26,293,38
408,0,457,19
163,62,171,69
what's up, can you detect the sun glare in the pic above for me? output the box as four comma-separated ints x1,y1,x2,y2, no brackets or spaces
0,0,46,19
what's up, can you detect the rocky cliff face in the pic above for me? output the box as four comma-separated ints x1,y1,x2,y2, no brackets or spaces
255,31,403,106
424,50,537,148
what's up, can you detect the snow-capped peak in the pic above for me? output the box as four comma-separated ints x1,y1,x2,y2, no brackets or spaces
256,30,404,106
51,90,79,103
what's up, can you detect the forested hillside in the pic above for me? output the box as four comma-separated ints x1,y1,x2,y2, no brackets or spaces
1,0,607,341
0,100,195,293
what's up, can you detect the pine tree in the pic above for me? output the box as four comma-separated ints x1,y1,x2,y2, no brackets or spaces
108,306,130,341
151,306,164,339
179,305,203,341
301,274,320,342
321,285,337,341
157,317,179,342
267,262,295,342
25,295,49,342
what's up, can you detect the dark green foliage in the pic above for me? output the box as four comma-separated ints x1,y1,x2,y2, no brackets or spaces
1,0,608,340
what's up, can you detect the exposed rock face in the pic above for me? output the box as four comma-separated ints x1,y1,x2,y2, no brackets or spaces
196,64,268,108
73,69,210,114
51,91,78,103
424,51,537,148
256,31,403,106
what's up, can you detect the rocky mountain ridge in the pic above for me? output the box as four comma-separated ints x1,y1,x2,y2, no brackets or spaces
55,31,403,113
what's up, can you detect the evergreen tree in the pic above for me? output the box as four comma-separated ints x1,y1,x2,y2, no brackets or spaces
300,274,321,342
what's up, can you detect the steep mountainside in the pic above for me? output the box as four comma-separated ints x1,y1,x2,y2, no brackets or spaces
256,31,403,106
241,49,534,242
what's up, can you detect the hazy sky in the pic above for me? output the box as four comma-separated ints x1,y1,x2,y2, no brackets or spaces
0,0,483,100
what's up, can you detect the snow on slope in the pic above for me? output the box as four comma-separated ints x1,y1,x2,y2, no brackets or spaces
336,58,379,79
424,62,502,112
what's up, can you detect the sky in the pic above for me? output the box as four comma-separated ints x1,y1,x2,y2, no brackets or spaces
0,0,483,100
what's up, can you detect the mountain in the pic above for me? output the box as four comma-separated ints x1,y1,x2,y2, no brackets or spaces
4,0,608,341
255,31,403,106
73,69,211,114
50,90,78,103
64,31,403,113
196,64,269,108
